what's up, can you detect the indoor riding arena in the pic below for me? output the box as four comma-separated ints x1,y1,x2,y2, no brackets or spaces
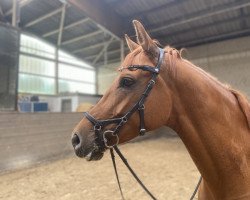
1,1,250,200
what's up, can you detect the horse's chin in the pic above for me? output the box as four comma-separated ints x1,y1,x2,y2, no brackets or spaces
85,150,104,161
73,141,105,161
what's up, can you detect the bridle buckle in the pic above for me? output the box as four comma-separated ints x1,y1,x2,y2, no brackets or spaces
94,125,102,131
138,104,145,110
103,130,119,148
149,79,156,85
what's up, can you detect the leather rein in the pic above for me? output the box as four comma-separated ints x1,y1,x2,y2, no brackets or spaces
83,48,201,200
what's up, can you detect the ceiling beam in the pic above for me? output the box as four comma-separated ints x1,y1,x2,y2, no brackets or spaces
148,0,250,34
158,14,250,45
68,0,129,38
42,18,90,37
84,47,128,60
61,30,103,46
174,28,250,48
24,6,65,28
240,7,248,29
0,4,3,17
12,0,18,27
120,40,124,62
73,39,117,54
130,0,185,19
57,3,66,46
73,39,118,54
73,42,105,54
5,0,33,16
93,37,115,64
96,58,120,67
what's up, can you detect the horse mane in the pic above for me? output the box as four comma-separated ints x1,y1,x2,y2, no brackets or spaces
229,88,250,129
163,45,250,129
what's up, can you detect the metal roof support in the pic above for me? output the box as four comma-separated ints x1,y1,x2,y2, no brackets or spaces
176,27,250,48
159,14,250,43
12,0,18,27
55,48,59,94
93,37,115,64
55,4,67,95
95,23,120,41
104,45,107,66
61,30,102,46
42,18,90,37
68,0,129,38
24,6,66,28
120,40,124,62
240,8,247,29
73,39,117,54
149,0,250,34
96,58,120,67
95,67,99,94
5,0,32,16
84,47,128,60
57,3,66,46
0,4,3,17
131,0,185,19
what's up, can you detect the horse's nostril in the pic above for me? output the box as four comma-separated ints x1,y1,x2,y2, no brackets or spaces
72,134,81,148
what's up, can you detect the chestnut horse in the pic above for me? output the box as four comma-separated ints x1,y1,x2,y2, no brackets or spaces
71,20,250,200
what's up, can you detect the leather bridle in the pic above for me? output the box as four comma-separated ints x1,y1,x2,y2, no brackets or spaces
83,47,165,150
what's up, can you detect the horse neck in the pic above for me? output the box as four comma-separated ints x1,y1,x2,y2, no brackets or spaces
163,57,250,196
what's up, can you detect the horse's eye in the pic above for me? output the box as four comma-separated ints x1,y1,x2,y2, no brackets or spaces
120,77,135,88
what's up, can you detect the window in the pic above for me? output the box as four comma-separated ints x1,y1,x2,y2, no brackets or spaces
19,55,55,77
19,34,96,95
59,80,95,94
59,50,93,69
19,74,55,95
59,63,95,83
20,34,55,59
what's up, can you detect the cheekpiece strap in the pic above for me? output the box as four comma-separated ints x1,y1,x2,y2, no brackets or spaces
83,112,99,126
138,105,146,136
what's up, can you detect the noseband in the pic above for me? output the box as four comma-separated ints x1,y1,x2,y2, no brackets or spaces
83,47,165,150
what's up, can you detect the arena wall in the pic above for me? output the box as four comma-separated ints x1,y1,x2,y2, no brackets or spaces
0,112,82,173
186,36,250,97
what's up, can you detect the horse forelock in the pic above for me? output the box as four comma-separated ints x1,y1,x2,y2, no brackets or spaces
117,48,142,71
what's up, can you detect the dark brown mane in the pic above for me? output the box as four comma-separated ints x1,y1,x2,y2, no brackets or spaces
229,88,250,129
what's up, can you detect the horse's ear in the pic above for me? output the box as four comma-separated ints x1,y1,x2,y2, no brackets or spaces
133,20,158,57
125,34,139,52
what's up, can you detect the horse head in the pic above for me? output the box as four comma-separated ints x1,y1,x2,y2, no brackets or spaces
71,20,173,161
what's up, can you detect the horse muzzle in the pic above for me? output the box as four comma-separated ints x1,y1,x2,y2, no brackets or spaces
71,133,104,161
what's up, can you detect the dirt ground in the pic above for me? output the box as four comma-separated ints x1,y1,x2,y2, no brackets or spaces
0,136,200,200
